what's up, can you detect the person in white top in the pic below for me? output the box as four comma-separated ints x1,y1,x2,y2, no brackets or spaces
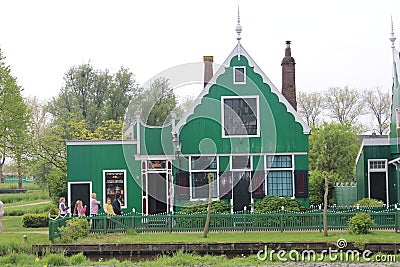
59,197,68,217
90,193,101,216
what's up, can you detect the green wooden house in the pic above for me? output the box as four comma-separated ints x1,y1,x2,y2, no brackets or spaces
66,19,311,215
355,28,400,206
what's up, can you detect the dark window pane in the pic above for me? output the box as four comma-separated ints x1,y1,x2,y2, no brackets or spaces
232,155,251,170
267,170,293,197
191,156,217,170
234,67,245,83
224,98,257,136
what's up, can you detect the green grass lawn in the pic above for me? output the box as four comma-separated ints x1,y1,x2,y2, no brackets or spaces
2,184,400,266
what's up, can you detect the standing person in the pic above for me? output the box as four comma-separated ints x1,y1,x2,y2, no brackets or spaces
73,200,86,217
112,192,122,215
90,193,101,216
58,197,68,217
104,197,115,216
0,201,4,232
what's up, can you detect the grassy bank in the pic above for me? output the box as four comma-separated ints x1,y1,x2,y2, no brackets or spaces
76,230,400,244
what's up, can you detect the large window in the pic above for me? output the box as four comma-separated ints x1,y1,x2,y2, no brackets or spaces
190,156,218,199
266,155,293,197
222,96,259,137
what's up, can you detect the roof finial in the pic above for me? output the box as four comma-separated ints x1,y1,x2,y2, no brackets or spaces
236,6,242,59
390,16,397,49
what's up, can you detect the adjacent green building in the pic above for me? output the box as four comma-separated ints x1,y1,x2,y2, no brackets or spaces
355,27,400,206
66,20,311,215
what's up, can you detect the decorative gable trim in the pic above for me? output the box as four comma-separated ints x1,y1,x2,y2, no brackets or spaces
174,44,311,135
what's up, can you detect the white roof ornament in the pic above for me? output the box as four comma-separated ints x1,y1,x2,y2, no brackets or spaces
390,16,397,49
236,6,242,60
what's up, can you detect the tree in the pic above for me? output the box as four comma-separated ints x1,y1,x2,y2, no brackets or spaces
49,63,138,131
363,88,390,134
309,122,359,182
325,86,364,124
297,91,324,127
140,77,177,126
107,67,141,122
0,48,30,183
203,173,213,238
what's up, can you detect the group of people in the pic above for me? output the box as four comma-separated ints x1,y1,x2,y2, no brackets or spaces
58,192,123,217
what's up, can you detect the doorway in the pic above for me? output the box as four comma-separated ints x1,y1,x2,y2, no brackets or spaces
233,172,251,212
369,172,387,204
69,182,91,216
147,173,167,214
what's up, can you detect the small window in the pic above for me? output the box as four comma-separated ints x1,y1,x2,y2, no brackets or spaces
369,160,386,171
147,160,166,169
266,155,292,169
191,156,217,170
234,67,245,84
231,155,251,170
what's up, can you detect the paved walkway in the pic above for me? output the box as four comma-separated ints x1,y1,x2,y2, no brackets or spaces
5,200,51,208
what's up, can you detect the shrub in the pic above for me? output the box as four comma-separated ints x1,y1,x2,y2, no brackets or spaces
348,212,374,234
353,198,384,207
58,217,90,243
69,252,89,265
22,213,49,228
254,196,305,213
0,252,34,266
180,200,230,214
43,253,69,266
21,206,58,228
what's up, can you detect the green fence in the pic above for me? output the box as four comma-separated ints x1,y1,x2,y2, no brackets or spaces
48,207,400,242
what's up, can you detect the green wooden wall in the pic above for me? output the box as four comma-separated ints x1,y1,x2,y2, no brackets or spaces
67,143,142,213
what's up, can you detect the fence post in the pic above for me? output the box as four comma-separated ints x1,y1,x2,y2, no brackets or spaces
280,206,284,233
132,212,136,232
243,207,247,233
168,212,173,233
48,218,53,242
396,205,400,233
318,205,323,232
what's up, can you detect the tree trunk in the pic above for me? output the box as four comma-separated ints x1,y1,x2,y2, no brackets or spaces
203,174,213,238
0,153,5,183
17,162,22,190
323,172,329,236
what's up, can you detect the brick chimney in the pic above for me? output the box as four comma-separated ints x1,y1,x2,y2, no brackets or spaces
203,56,213,88
281,41,297,110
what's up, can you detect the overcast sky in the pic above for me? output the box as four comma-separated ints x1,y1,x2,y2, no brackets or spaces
1,0,400,102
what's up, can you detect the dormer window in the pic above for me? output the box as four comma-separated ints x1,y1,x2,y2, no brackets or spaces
234,67,246,84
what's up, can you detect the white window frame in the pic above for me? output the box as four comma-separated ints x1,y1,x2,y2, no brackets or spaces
233,66,246,84
103,169,127,209
230,155,253,171
265,155,295,198
221,95,260,138
189,155,219,201
367,159,388,206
